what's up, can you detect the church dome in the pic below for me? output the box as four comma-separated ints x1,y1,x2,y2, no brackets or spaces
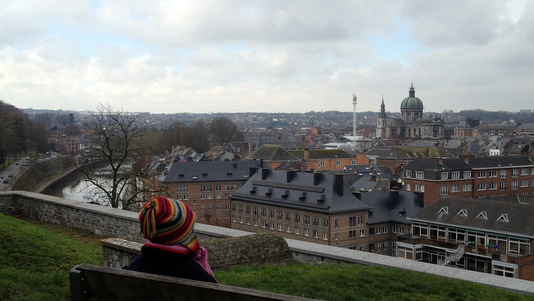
400,84,423,110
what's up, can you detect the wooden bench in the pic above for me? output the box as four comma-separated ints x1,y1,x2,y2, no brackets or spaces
70,264,320,301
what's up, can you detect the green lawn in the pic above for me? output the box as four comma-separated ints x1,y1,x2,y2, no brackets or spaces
0,214,102,301
215,263,534,301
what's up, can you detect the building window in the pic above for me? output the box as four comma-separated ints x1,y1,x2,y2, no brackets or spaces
415,184,425,192
269,210,274,219
349,216,356,227
369,227,375,235
277,223,282,231
521,168,529,175
312,217,320,227
277,211,283,220
313,230,318,238
286,212,291,222
349,230,356,238
451,185,460,193
304,229,309,236
489,170,497,178
351,160,356,165
406,183,411,191
357,216,365,225
320,161,325,166
415,171,424,179
335,160,341,166
286,225,291,233
304,215,310,225
463,184,472,192
452,172,460,179
440,186,448,195
500,170,507,178
511,169,518,177
511,181,518,190
323,232,328,240
405,171,412,178
464,171,472,178
477,183,486,191
359,229,365,237
477,171,486,178
295,214,300,223
335,218,339,229
520,180,528,188
441,172,448,180
489,182,497,190
322,218,329,229
500,182,507,191
270,222,274,230
295,227,300,235
261,208,266,218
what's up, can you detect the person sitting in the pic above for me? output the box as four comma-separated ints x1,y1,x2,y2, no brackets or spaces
125,196,217,283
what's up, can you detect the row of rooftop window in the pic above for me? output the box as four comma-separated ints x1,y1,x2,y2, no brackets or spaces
176,184,240,192
233,215,406,243
406,168,534,180
232,203,373,230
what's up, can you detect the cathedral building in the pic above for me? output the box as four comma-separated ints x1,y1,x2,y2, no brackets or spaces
376,84,444,141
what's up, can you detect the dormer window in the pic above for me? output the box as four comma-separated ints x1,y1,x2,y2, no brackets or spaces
476,211,488,220
497,214,509,223
457,209,467,217
438,206,449,215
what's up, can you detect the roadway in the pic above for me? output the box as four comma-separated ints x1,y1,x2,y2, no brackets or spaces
0,158,29,191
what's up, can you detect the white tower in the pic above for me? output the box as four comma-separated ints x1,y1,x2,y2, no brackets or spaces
352,94,357,137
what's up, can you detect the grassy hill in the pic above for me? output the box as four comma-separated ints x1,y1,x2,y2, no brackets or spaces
1,213,533,301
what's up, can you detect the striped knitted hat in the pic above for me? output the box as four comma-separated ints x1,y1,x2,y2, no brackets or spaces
139,196,199,253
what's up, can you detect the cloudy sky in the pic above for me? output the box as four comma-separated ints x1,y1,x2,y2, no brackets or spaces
1,0,532,114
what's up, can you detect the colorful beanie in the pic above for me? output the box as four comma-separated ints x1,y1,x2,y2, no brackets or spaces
139,196,199,253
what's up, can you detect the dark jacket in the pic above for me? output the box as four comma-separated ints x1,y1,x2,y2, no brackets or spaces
125,245,217,283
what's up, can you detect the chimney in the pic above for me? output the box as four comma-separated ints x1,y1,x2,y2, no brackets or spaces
249,167,258,178
248,141,253,156
313,172,322,186
334,174,344,196
286,170,295,183
304,148,309,161
261,168,270,180
389,190,399,209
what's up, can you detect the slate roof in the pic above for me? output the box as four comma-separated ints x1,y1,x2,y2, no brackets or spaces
405,158,471,171
359,190,424,225
248,144,300,161
467,156,534,169
162,160,264,183
288,149,357,160
230,170,371,214
411,196,534,238
365,148,413,159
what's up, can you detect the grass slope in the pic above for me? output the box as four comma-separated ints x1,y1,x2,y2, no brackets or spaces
215,261,534,301
0,214,102,301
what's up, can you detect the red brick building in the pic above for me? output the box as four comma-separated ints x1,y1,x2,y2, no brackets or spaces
403,156,534,206
230,169,423,255
159,160,264,227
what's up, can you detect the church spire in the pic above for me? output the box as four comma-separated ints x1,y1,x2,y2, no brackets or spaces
409,83,415,97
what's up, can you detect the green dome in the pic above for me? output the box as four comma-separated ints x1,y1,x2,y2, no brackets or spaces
400,84,423,110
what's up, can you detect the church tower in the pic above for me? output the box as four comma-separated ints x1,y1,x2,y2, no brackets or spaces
376,96,387,139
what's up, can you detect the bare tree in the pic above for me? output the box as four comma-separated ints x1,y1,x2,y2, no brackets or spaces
209,116,243,146
78,104,150,210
